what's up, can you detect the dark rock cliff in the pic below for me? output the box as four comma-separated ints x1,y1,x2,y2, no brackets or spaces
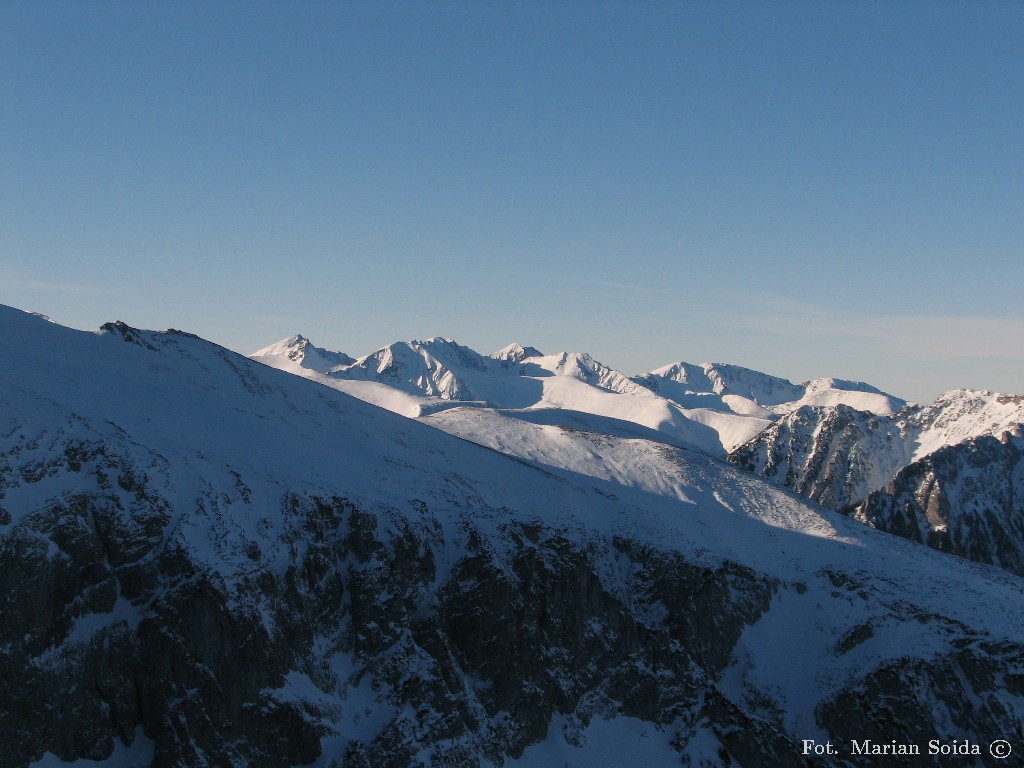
726,404,904,511
728,401,1024,578
3,435,1023,767
850,434,1024,577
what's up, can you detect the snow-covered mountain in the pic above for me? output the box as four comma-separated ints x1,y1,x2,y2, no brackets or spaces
251,335,903,456
728,390,1024,574
255,334,1024,577
5,304,1024,767
253,334,355,373
633,361,904,419
252,336,766,454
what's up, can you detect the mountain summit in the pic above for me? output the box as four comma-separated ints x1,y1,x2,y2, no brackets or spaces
489,342,543,363
252,334,355,373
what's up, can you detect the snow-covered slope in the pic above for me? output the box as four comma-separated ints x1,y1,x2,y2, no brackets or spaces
253,335,1024,578
633,361,904,418
4,304,1024,767
490,342,543,364
908,388,1024,460
252,334,355,373
253,337,830,454
728,391,1024,575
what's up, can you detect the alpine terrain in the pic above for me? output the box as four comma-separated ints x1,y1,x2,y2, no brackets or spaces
251,335,905,456
3,306,1023,768
254,334,1024,578
727,393,1024,576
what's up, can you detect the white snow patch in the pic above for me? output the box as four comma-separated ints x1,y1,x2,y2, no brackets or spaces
29,728,153,767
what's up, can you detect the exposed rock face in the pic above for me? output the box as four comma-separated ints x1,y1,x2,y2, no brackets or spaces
2,430,1022,767
726,404,903,510
819,641,1024,765
728,395,1024,577
0,446,322,767
0,436,799,767
0,450,786,768
851,435,1024,577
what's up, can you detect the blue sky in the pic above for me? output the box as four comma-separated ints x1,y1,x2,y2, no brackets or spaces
3,1,1022,402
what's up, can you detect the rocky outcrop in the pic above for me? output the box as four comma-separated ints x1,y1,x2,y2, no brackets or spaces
850,434,1024,577
727,404,903,510
728,395,1024,577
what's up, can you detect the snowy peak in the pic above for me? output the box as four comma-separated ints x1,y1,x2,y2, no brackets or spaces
334,343,650,402
634,361,904,417
251,334,355,373
634,361,808,416
535,351,654,397
340,338,488,400
250,331,909,456
637,361,801,400
796,377,904,414
406,337,490,373
490,342,543,364
904,387,1024,460
250,333,310,357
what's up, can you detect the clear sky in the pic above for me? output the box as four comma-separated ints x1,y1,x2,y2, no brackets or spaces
3,1,1022,403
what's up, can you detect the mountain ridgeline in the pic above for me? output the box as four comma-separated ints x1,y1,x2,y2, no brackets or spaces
251,334,906,456
254,332,1024,578
2,306,1023,768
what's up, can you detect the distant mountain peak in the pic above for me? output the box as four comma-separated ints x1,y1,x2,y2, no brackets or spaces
251,334,354,372
490,342,543,363
417,336,456,346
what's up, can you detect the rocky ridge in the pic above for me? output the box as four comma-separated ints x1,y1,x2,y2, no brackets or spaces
850,432,1024,576
727,392,1024,575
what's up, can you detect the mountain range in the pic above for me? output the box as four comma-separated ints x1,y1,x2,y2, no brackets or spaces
3,306,1022,768
252,333,1024,577
251,335,905,456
